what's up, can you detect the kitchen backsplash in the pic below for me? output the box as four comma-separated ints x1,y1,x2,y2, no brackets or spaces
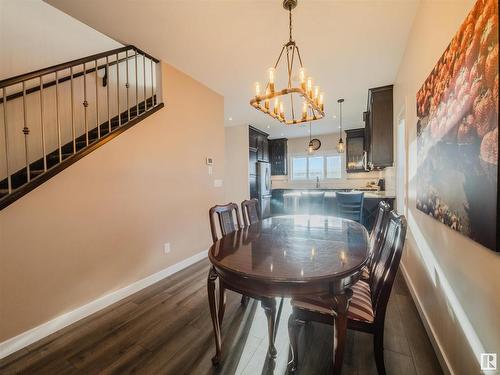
271,168,396,191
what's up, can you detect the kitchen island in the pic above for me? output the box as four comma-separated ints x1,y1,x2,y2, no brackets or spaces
270,188,395,231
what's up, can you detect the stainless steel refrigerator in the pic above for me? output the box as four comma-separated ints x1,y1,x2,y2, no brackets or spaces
257,161,271,218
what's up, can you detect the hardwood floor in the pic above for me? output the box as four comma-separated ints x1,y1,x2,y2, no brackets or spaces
0,259,442,374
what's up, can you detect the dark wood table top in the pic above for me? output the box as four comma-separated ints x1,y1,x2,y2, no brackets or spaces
209,215,370,288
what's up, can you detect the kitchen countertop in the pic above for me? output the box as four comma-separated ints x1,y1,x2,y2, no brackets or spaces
278,190,396,199
272,188,379,191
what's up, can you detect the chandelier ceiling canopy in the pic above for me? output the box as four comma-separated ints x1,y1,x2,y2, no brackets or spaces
250,0,325,125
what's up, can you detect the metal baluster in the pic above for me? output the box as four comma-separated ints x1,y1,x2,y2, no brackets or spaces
83,63,89,146
126,50,130,122
150,58,154,106
56,71,62,162
70,67,76,153
2,88,12,193
143,54,147,111
39,77,47,171
95,59,100,138
106,56,111,133
22,81,30,181
116,53,121,126
135,51,139,116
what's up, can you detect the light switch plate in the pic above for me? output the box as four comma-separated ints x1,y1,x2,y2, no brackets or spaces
163,243,171,254
214,179,223,188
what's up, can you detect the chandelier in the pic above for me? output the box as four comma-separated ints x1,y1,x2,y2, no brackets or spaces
250,0,325,125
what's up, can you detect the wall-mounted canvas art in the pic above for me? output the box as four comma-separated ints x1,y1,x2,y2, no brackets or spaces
416,0,498,251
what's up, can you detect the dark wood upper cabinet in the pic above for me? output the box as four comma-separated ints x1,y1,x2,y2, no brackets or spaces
269,138,288,176
249,126,269,162
345,129,366,173
364,85,393,169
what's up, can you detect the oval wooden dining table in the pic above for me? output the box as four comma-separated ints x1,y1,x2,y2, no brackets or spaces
207,215,369,374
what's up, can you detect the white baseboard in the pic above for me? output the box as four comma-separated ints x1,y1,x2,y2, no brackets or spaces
0,249,208,360
400,263,454,375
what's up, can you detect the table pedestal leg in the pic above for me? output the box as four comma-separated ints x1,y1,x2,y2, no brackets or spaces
207,266,221,365
332,290,352,375
261,297,278,359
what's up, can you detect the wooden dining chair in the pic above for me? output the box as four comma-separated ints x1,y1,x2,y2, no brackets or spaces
289,211,407,375
209,203,249,310
362,201,391,281
241,198,260,226
209,203,243,243
336,191,365,223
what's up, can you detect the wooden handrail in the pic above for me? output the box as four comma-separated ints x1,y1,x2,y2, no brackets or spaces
0,54,138,104
0,45,159,89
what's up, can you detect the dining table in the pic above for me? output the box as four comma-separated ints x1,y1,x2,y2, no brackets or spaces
207,214,370,374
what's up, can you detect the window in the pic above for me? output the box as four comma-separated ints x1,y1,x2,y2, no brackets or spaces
326,156,342,179
292,157,307,180
291,154,342,180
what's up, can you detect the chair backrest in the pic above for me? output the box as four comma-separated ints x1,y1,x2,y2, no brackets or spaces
369,211,407,323
209,203,242,243
367,201,391,272
336,192,364,223
241,199,260,227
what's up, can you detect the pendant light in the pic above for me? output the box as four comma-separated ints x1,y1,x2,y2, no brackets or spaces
308,122,314,154
337,98,345,153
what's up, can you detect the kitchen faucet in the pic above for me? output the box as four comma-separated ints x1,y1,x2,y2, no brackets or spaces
316,176,320,188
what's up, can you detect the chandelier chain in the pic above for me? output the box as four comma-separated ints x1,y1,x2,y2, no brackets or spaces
289,8,293,42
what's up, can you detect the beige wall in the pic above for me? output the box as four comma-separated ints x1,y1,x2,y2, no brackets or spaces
224,125,249,204
0,0,121,80
271,132,389,190
394,1,500,373
0,62,225,341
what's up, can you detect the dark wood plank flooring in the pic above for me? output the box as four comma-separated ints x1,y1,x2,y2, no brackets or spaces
0,259,442,374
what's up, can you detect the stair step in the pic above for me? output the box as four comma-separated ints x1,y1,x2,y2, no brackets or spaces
48,152,74,161
30,169,45,177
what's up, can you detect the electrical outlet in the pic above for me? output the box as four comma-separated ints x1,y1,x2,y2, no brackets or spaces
163,243,171,254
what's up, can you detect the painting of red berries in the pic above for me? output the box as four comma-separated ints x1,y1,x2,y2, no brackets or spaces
416,0,498,251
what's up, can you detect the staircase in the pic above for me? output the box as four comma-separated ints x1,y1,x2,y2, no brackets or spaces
0,46,164,210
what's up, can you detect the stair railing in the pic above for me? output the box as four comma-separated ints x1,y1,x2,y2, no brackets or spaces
0,45,163,209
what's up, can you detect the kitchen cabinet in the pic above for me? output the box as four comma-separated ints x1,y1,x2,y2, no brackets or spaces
249,174,258,199
364,85,393,169
249,148,257,175
249,126,268,201
269,138,288,175
345,129,366,173
249,126,269,162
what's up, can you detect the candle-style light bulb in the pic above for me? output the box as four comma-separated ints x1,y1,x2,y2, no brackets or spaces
319,93,324,111
264,87,270,110
307,77,313,97
254,82,261,97
268,67,276,93
299,67,306,90
279,101,284,120
302,101,308,120
314,86,319,101
274,97,279,115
